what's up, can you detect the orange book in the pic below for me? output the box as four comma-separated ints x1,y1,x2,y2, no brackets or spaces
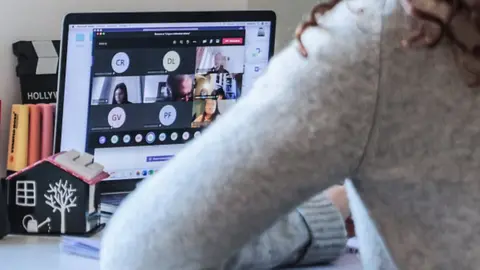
39,103,55,159
28,104,41,165
7,104,29,172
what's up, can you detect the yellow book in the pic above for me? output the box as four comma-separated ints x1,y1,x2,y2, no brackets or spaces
7,104,29,172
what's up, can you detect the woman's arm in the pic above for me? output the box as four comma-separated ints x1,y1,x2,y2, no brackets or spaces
222,188,349,270
100,2,380,270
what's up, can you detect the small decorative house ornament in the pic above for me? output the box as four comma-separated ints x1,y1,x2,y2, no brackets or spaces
6,150,109,235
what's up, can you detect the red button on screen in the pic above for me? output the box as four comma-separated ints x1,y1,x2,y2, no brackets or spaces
222,38,243,45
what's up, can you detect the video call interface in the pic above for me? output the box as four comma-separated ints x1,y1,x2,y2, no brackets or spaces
86,25,266,153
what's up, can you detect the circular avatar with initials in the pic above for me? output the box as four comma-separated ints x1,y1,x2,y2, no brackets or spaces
159,105,177,126
111,52,130,74
163,51,181,72
108,107,126,128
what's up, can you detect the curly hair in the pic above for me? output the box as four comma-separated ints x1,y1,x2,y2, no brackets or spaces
296,0,480,86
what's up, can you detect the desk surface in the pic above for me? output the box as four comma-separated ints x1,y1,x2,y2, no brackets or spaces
0,235,99,270
0,235,361,270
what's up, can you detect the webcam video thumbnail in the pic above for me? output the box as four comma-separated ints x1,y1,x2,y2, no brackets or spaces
143,74,195,103
195,46,245,74
193,73,243,100
91,76,142,105
191,99,235,128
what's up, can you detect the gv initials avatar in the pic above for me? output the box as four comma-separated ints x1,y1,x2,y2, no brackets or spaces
111,52,130,74
108,107,126,128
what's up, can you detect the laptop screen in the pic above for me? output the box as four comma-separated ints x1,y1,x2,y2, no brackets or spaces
59,21,273,181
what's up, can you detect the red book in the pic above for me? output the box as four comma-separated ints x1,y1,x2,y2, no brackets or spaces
39,103,55,159
28,105,41,165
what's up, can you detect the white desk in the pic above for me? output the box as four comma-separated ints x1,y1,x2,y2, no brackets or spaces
0,235,361,270
0,235,99,270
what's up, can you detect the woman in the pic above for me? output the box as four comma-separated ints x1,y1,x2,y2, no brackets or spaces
112,83,131,104
101,0,480,269
193,99,221,126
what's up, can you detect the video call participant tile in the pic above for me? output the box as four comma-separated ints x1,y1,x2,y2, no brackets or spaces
195,46,245,74
193,73,243,100
91,76,143,105
191,99,235,128
143,74,195,103
144,48,196,75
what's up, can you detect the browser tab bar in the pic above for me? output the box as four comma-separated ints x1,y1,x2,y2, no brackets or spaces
70,22,256,29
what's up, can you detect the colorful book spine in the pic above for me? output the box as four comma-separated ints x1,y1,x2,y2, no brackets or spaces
28,104,41,165
39,103,55,159
7,104,30,172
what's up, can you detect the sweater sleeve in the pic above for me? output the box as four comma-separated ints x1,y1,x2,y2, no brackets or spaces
100,2,381,270
220,193,347,270
295,193,348,267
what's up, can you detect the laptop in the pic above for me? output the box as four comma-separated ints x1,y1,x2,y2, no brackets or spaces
54,11,277,194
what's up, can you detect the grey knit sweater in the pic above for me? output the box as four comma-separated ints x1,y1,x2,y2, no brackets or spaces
221,192,348,269
101,0,480,268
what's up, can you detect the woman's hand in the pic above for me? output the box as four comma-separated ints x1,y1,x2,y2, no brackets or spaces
325,184,355,237
324,185,350,220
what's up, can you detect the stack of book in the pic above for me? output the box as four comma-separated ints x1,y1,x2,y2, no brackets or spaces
7,103,55,175
100,193,127,224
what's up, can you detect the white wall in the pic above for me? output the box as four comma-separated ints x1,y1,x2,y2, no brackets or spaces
0,0,247,175
247,0,318,52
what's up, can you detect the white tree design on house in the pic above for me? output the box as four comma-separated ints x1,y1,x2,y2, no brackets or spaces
44,179,78,233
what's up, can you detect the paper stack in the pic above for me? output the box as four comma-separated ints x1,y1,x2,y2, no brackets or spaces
346,237,359,254
60,236,101,260
100,193,127,223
